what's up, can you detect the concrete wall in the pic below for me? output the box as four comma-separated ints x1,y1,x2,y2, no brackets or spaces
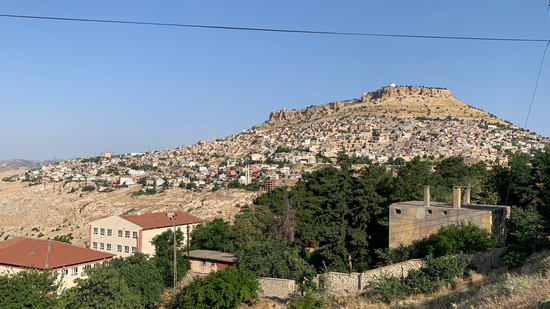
389,205,492,248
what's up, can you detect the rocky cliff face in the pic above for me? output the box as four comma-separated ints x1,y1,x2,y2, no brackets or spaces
268,86,453,123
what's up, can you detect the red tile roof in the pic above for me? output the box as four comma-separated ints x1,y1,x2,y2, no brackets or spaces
121,211,203,230
0,238,114,270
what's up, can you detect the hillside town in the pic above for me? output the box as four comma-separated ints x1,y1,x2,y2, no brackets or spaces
4,112,548,196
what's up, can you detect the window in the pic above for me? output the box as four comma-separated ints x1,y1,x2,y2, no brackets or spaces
93,228,98,235
99,243,104,250
61,269,68,276
103,261,109,266
125,231,130,238
201,261,206,266
94,263,100,268
118,230,123,237
107,229,112,236
395,209,401,214
100,228,105,235
107,244,111,251
210,262,216,267
117,245,122,252
124,246,129,253
84,265,91,270
132,247,137,253
132,232,137,239
71,267,78,276
442,211,448,216
92,242,97,249
427,209,432,215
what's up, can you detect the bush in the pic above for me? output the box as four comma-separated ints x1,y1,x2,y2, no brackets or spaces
171,267,259,309
405,269,438,294
375,245,411,266
289,293,326,309
373,275,407,304
422,254,467,285
414,222,497,257
81,185,95,192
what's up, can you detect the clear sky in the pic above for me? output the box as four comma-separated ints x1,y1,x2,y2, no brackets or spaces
1,1,549,160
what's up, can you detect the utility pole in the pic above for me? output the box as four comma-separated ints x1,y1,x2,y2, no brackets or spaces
167,211,177,291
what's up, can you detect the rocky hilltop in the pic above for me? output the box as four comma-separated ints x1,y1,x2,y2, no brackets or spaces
267,86,504,127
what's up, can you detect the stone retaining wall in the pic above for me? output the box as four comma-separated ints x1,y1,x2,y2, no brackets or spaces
258,277,296,301
464,247,506,272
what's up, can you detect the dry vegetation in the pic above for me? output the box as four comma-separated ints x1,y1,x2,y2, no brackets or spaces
241,254,550,309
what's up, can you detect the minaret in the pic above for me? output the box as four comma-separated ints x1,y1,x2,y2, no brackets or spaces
246,163,250,185
212,132,214,143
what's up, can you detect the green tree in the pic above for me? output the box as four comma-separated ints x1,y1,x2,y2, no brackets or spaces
237,239,314,282
186,182,197,190
0,269,60,309
171,267,259,309
501,206,550,268
414,222,498,258
151,230,189,287
110,253,162,308
190,218,232,252
53,233,74,244
62,265,141,309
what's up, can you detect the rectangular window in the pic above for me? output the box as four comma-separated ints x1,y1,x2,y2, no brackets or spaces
427,209,432,214
62,269,68,276
132,247,137,253
118,230,123,237
100,228,105,235
99,243,104,250
125,231,130,238
395,209,401,214
132,232,137,239
107,229,112,236
92,242,97,249
71,267,78,276
93,228,98,235
117,245,122,252
94,263,100,268
442,211,448,216
210,262,216,267
84,265,91,270
124,246,129,253
107,244,111,251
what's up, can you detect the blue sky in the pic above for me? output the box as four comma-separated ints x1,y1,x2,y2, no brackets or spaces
1,1,549,160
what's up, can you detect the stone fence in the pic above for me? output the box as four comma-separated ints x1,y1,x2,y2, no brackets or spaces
180,248,506,300
258,277,296,301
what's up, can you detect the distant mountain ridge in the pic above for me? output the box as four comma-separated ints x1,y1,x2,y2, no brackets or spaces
0,159,63,173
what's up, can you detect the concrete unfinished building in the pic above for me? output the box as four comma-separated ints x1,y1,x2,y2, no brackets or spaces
389,186,510,248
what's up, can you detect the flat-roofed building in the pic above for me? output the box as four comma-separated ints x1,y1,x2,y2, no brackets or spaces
89,211,203,257
0,238,115,289
185,250,237,273
389,186,510,248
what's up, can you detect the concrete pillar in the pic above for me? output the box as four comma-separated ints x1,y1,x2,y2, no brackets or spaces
424,186,430,207
463,187,471,205
453,186,461,208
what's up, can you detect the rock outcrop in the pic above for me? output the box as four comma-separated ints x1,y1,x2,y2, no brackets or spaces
268,86,453,123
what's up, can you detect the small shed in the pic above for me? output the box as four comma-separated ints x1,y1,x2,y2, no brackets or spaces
185,250,237,273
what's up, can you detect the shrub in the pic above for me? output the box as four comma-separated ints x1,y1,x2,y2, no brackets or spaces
289,293,326,309
375,244,411,266
81,185,95,192
414,222,497,257
171,267,259,309
405,269,438,294
422,254,467,285
373,275,407,304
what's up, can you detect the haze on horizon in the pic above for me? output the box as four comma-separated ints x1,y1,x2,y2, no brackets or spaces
1,1,549,161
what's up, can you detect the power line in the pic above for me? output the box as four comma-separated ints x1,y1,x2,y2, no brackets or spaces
0,13,548,43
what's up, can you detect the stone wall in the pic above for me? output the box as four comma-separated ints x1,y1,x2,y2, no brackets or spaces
318,259,427,295
464,247,505,272
258,277,296,301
